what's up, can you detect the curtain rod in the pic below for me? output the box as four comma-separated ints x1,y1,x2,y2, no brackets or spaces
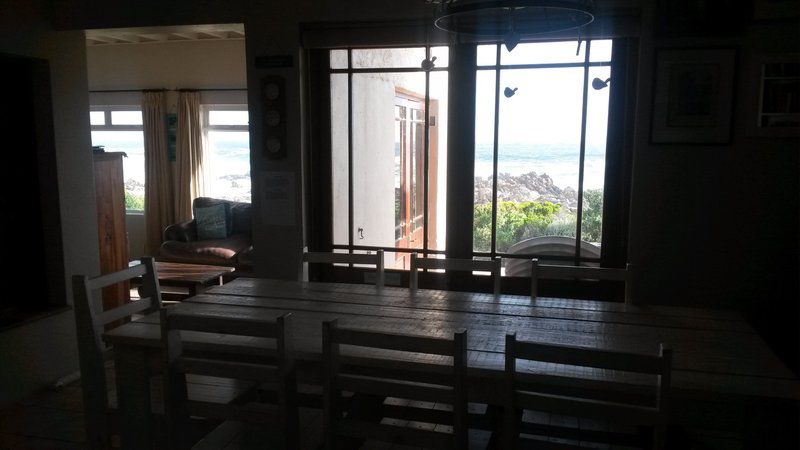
89,88,247,93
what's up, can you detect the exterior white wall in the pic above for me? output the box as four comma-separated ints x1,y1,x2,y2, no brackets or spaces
331,48,449,264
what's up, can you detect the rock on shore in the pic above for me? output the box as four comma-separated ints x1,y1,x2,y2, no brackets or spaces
474,171,578,210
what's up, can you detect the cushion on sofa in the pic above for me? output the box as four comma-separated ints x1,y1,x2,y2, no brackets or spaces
193,197,251,236
195,203,229,240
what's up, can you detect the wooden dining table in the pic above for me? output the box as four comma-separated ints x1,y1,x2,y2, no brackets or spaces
103,277,800,449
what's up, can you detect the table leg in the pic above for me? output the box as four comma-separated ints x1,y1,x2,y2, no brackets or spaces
115,345,154,450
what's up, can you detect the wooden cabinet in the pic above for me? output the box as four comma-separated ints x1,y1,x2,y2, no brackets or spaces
93,152,130,312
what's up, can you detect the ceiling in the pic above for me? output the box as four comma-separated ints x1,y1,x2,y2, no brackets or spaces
85,24,245,46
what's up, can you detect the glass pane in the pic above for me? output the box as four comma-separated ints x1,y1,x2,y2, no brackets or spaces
430,46,449,68
331,74,350,246
477,44,498,66
352,48,427,69
473,69,497,253
352,71,426,257
501,41,585,65
589,39,613,62
428,71,448,251
90,111,105,125
205,131,251,202
110,110,142,125
581,66,610,254
495,67,584,256
90,131,145,210
208,110,249,126
330,49,348,69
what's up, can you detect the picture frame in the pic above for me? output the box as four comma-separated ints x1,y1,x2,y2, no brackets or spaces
650,48,737,144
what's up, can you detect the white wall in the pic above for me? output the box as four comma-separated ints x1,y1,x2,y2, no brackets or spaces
87,39,247,91
0,0,97,406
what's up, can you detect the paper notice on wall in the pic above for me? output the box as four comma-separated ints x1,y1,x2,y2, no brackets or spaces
261,171,295,226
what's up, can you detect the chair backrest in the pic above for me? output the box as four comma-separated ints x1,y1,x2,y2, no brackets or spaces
504,333,672,449
322,319,468,449
410,252,502,296
530,258,633,304
161,309,297,449
300,247,385,288
71,256,163,449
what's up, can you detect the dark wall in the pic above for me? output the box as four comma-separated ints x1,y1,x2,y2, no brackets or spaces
629,18,800,373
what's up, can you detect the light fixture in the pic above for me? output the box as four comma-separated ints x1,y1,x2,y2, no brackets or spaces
591,77,610,90
430,0,595,51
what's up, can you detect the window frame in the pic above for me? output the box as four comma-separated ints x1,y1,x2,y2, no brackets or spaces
201,104,252,202
327,46,449,263
307,39,633,296
473,40,612,266
90,105,145,213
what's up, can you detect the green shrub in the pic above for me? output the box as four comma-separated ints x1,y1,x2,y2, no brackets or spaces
581,189,603,243
473,201,560,252
125,191,145,211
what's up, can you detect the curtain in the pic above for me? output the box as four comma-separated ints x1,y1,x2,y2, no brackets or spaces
142,91,174,255
175,91,206,221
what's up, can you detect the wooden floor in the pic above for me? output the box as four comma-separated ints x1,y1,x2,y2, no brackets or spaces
0,379,748,450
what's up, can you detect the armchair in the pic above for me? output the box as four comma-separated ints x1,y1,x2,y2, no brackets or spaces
158,197,253,270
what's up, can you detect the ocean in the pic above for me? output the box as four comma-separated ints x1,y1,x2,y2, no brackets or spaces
474,142,606,190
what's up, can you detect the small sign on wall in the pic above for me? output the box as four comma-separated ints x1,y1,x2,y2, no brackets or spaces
261,171,295,226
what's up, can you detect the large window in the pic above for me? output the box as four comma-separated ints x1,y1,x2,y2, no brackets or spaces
329,47,449,269
311,39,626,288
90,107,145,211
474,40,612,270
203,106,251,202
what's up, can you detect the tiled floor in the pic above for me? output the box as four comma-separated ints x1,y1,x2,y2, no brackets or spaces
0,381,87,449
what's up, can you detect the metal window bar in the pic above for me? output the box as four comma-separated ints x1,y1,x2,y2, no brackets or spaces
573,40,592,265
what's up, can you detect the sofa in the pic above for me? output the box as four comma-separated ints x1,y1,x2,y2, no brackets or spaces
158,197,253,270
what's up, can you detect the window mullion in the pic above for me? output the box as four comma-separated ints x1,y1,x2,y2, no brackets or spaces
423,46,431,258
574,40,592,265
490,44,501,258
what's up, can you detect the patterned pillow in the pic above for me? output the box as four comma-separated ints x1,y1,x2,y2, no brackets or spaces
194,204,229,240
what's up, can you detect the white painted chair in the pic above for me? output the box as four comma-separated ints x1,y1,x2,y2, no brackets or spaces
504,334,672,449
72,256,163,449
300,247,385,288
530,258,633,304
409,252,502,296
161,309,298,449
322,319,468,449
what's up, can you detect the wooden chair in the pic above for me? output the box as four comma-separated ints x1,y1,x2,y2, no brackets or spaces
300,247,385,288
72,256,163,449
530,259,633,304
161,309,298,449
504,334,672,449
322,319,468,449
410,252,502,296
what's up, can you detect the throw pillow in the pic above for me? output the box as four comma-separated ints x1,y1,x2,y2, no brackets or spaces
195,204,229,240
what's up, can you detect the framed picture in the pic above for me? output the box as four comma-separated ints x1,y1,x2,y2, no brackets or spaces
651,48,737,144
743,53,800,137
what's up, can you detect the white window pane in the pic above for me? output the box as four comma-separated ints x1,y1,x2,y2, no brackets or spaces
91,130,145,210
111,110,143,125
501,41,585,65
208,110,249,126
330,50,348,69
589,39,613,62
90,111,105,125
430,46,449,68
206,131,251,202
477,44,498,66
352,48,426,69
